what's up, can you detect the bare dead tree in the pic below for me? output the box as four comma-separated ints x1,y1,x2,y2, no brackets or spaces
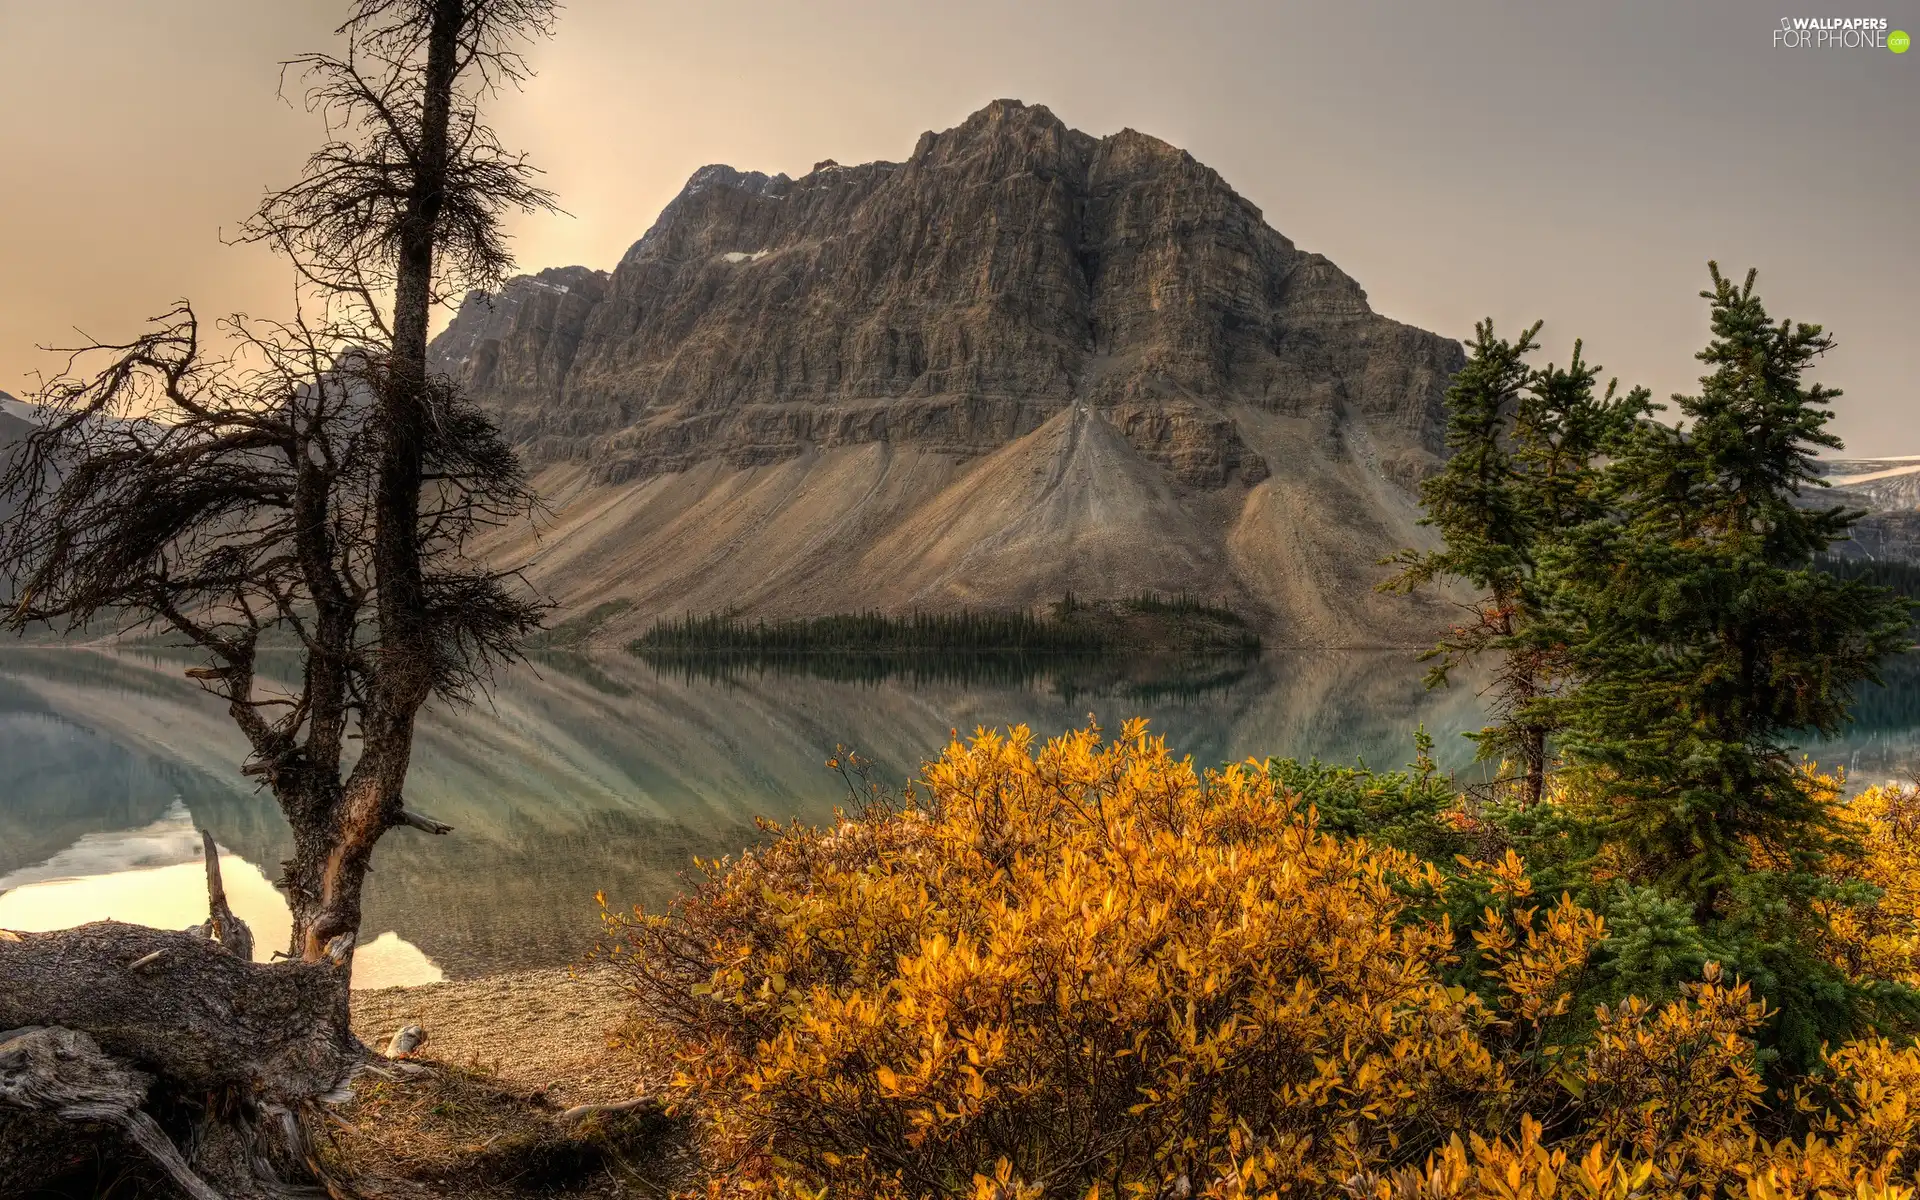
3,0,557,963
0,308,542,951
0,2,559,1191
235,0,560,960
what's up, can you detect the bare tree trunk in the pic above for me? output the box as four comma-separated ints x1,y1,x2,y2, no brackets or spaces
373,0,462,713
1521,726,1547,809
285,769,454,960
1498,627,1551,810
298,770,399,961
297,0,463,965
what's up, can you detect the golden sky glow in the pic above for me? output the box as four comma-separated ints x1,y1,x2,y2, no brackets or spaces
2,1,1914,449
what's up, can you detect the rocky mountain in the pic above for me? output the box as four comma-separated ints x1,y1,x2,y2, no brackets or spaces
433,100,1466,646
0,391,30,443
1820,457,1920,561
0,393,32,542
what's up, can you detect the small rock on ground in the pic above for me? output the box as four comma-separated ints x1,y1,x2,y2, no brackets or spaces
351,966,640,1107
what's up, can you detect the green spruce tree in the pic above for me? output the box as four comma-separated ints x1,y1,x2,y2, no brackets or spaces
1548,264,1916,1061
1389,322,1640,806
1387,320,1540,793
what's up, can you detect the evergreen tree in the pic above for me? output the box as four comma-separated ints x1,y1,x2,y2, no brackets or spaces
1387,320,1539,791
1547,264,1916,1060
1389,321,1640,806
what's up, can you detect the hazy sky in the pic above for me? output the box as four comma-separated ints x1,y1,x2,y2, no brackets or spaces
2,1,1914,451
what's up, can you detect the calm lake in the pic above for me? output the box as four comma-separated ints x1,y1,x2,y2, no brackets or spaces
3,646,1917,985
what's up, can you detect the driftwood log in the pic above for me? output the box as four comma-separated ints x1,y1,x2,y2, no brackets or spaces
0,833,365,1198
383,1024,427,1060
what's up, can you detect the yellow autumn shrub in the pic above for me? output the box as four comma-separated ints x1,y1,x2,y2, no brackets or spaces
1824,782,1920,985
1386,1010,1920,1200
602,722,1920,1199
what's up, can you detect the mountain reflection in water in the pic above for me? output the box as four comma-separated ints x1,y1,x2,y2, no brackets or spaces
2,646,1915,981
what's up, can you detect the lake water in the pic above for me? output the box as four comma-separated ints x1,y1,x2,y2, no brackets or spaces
3,646,1916,984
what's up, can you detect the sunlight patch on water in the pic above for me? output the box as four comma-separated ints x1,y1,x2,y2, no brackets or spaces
353,930,446,989
0,806,444,989
0,857,294,950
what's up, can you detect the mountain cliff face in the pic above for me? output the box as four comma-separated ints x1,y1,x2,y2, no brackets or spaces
434,100,1467,645
0,391,30,444
0,393,32,543
1821,458,1920,562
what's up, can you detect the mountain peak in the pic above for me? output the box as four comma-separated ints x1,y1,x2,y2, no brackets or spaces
431,102,1466,643
965,97,1069,132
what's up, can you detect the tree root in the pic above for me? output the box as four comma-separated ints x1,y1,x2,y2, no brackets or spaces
0,1025,228,1200
0,831,364,1198
557,1096,660,1124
